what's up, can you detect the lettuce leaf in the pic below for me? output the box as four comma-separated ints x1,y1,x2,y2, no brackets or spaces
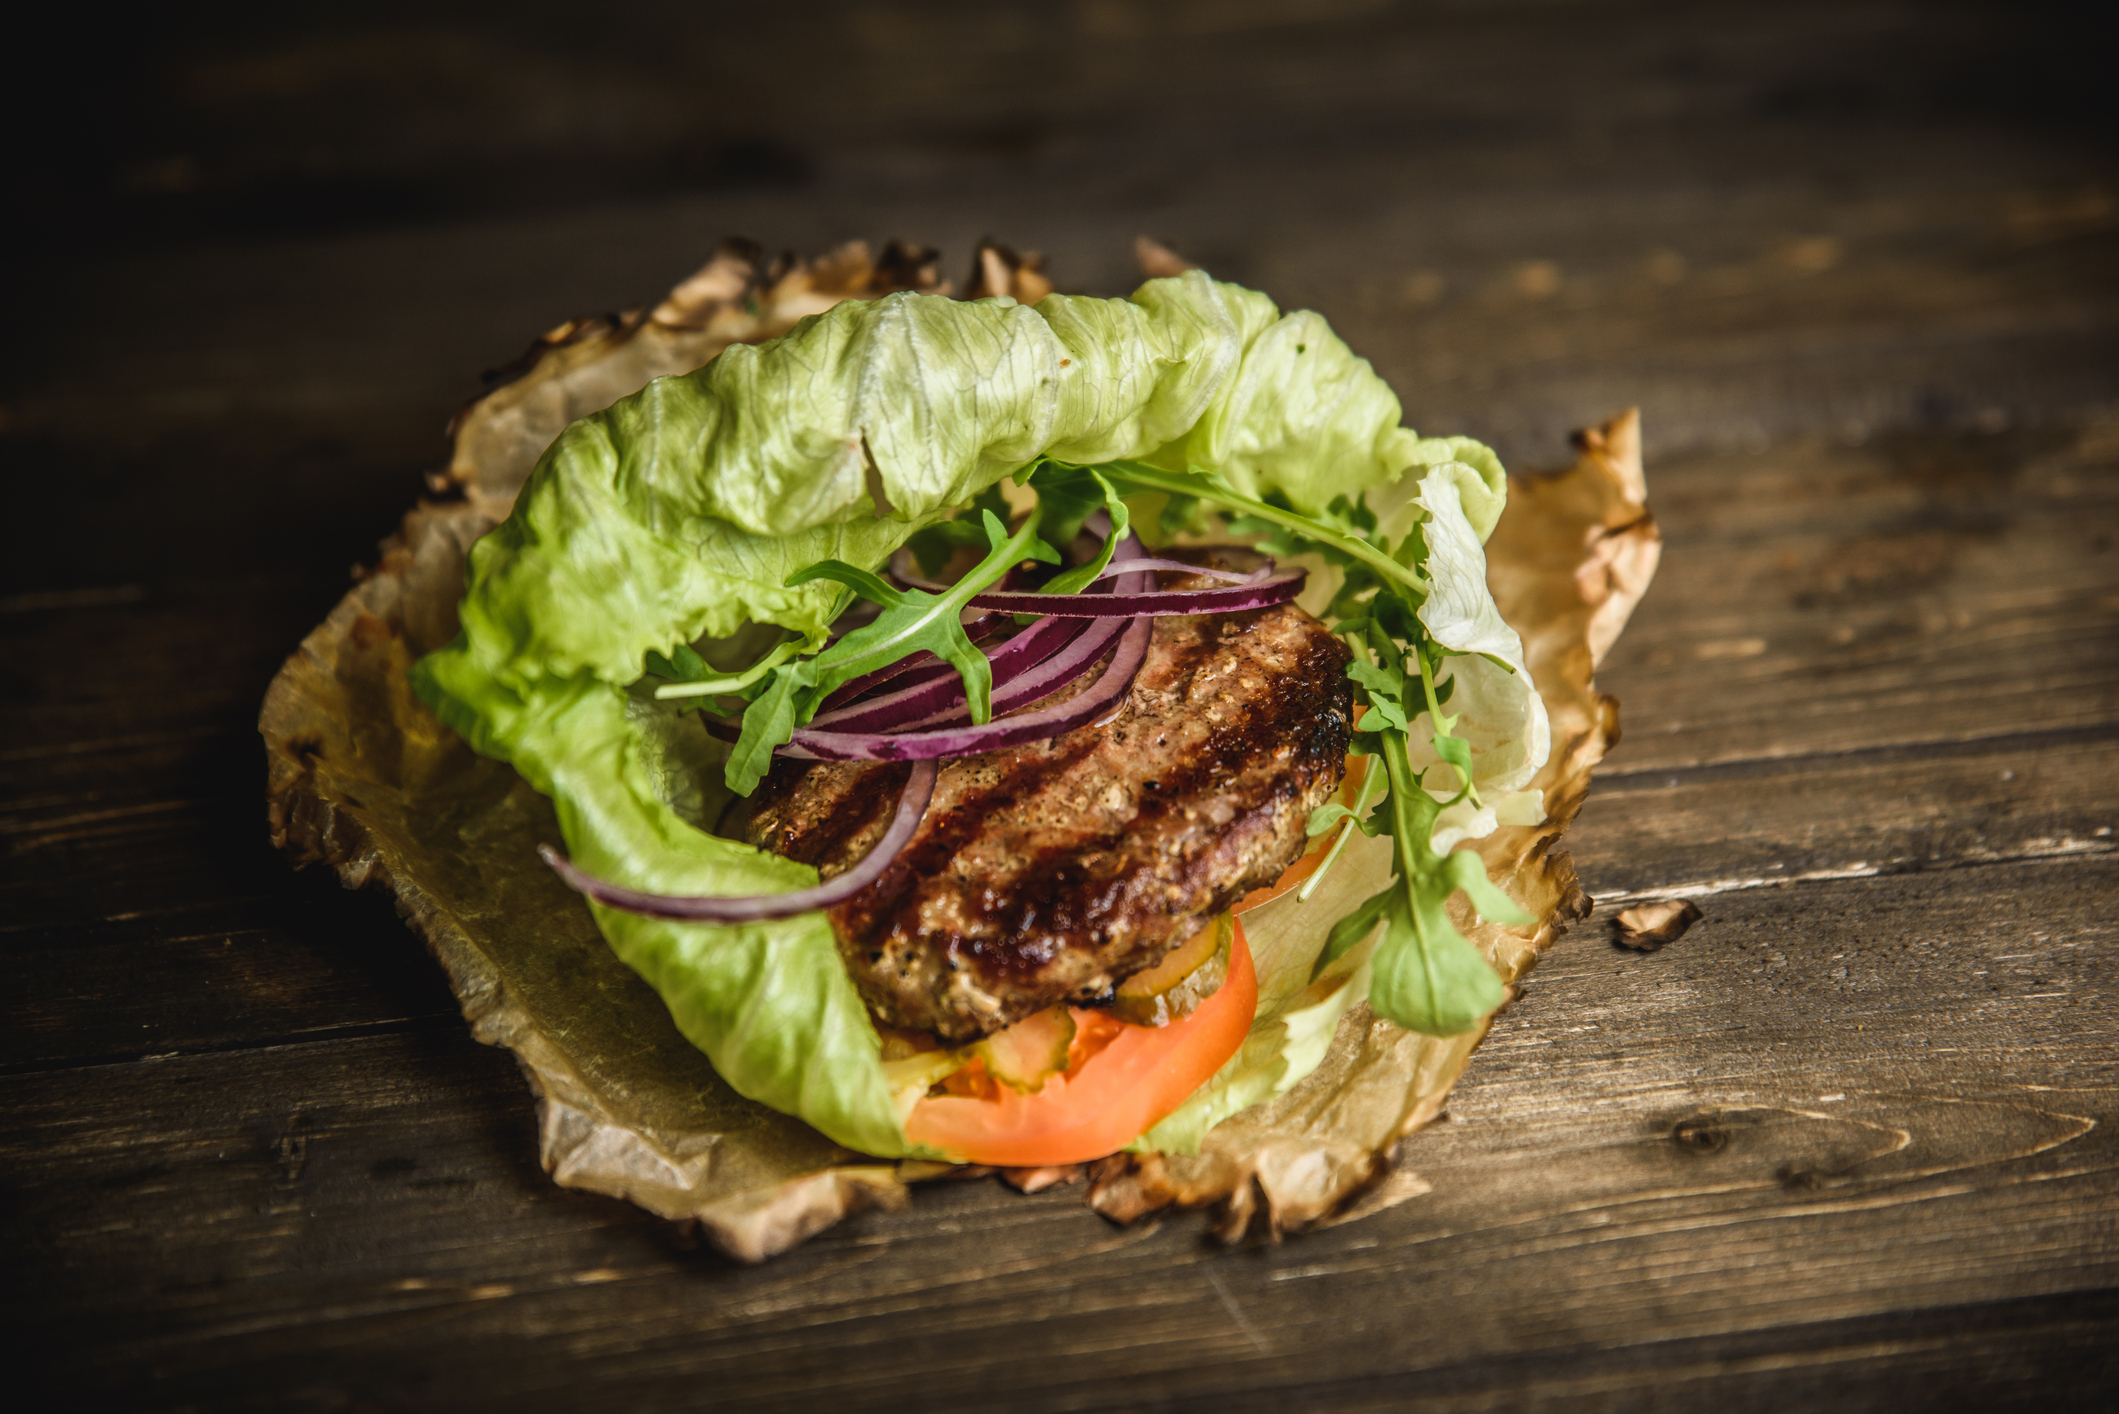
413,271,1471,1157
1405,467,1551,853
1136,829,1393,1155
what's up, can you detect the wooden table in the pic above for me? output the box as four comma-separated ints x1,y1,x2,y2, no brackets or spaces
7,3,2115,1407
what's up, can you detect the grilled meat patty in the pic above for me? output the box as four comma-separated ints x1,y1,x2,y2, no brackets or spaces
737,570,1352,1043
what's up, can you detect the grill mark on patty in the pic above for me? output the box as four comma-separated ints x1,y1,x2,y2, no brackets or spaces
738,563,1351,1042
869,733,1114,972
919,628,1304,970
745,761,912,867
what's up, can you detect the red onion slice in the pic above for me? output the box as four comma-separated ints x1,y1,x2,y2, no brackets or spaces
811,558,1032,712
964,567,1305,617
814,610,1010,714
811,612,1090,731
888,612,1129,733
699,616,1127,745
1094,558,1269,584
693,614,1118,747
777,615,1153,762
801,526,1154,747
539,759,939,921
814,531,1127,724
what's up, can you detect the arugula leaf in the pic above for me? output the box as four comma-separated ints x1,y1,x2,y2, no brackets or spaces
1027,462,1132,596
1157,491,1202,540
1325,728,1528,1032
1411,640,1480,804
1311,887,1391,979
1427,734,1477,801
722,663,807,797
644,643,710,682
1346,659,1413,732
1022,461,1104,547
1366,885,1509,1038
1096,460,1431,604
650,639,802,704
786,559,904,605
1297,736,1389,905
721,505,1053,794
1305,798,1385,838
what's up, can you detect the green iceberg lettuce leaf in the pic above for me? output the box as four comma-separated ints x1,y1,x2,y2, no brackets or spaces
413,271,1475,1157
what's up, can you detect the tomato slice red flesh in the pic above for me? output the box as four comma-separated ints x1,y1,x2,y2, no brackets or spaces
902,917,1260,1166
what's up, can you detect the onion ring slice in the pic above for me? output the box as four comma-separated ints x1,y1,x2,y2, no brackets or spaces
777,615,1153,762
965,568,1304,617
539,758,940,921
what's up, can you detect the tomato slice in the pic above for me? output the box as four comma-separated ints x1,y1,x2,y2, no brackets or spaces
902,917,1260,1166
1232,847,1325,916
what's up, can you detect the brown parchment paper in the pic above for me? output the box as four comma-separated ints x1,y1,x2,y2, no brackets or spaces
260,240,1659,1261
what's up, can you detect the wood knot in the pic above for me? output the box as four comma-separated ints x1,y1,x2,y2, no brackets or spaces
1671,1116,1729,1153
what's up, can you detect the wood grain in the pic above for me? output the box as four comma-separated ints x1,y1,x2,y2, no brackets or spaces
1572,730,2119,901
1593,427,2119,772
4,0,2116,1405
11,859,2112,1410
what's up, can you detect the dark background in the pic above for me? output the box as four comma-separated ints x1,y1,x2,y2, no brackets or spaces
5,2,2117,1409
8,0,2113,594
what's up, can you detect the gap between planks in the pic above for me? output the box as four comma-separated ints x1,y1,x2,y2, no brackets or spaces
1590,835,2116,908
1591,720,2119,794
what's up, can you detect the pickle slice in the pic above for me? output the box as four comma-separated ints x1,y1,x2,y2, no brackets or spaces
1108,913,1233,1027
882,1049,967,1122
970,1005,1078,1093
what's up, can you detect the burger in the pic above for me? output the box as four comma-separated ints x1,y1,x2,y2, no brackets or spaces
409,265,1551,1169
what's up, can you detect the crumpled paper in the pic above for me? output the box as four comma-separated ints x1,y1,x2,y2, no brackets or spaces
260,240,1660,1261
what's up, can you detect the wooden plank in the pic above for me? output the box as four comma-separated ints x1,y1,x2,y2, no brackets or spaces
1589,425,2119,772
0,575,342,756
1201,1292,2119,1413
0,575,348,927
1306,164,2119,463
1570,729,2119,902
16,144,2113,525
12,3,2116,578
11,855,2113,1409
0,583,464,1070
0,882,462,1074
0,784,296,934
